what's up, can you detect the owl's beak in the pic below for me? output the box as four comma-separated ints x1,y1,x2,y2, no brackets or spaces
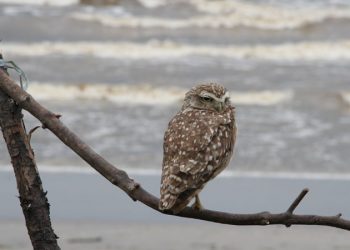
215,102,223,112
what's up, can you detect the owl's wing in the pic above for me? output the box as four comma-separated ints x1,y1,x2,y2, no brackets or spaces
160,108,235,211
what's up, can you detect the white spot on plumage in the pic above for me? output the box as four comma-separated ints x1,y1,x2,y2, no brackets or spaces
189,159,197,164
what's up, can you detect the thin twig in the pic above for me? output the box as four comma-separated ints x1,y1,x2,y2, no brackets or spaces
286,188,309,214
28,125,41,142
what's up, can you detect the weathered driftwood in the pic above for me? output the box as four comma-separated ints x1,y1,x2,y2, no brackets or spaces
0,65,60,250
0,69,349,231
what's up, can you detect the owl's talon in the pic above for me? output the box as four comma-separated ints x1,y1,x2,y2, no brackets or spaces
192,194,204,211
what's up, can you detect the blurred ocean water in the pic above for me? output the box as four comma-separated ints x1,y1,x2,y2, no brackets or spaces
0,0,350,176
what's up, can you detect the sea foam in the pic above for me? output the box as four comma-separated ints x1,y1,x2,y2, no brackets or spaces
0,0,78,5
3,40,350,61
2,0,350,31
26,82,293,106
71,0,350,30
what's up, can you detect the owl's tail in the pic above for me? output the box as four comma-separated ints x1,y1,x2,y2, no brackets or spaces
159,193,178,212
159,192,191,214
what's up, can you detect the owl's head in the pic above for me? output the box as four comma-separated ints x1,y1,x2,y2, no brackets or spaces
182,83,232,113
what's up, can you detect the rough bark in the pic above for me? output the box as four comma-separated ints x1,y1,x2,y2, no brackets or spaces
0,64,60,250
0,69,349,231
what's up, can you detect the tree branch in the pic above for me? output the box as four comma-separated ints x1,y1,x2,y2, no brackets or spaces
0,63,60,249
0,70,349,231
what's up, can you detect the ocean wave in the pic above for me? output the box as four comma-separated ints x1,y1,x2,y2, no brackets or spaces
27,82,185,105
1,165,350,180
71,1,350,30
2,0,350,31
0,0,78,6
26,82,293,106
3,40,350,61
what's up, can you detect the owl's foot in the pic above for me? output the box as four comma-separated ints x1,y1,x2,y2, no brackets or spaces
192,194,204,211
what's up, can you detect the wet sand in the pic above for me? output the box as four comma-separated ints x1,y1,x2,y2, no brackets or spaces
1,171,350,220
0,171,349,249
0,220,349,250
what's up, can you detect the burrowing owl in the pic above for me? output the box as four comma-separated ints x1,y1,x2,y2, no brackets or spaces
159,83,237,213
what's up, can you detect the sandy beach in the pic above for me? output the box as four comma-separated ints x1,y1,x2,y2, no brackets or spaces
2,171,350,220
1,171,349,249
1,220,349,250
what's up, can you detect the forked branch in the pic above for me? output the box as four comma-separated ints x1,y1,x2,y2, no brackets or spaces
0,70,349,231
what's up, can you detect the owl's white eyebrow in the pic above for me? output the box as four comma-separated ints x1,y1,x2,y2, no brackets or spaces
222,92,230,101
200,91,230,102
